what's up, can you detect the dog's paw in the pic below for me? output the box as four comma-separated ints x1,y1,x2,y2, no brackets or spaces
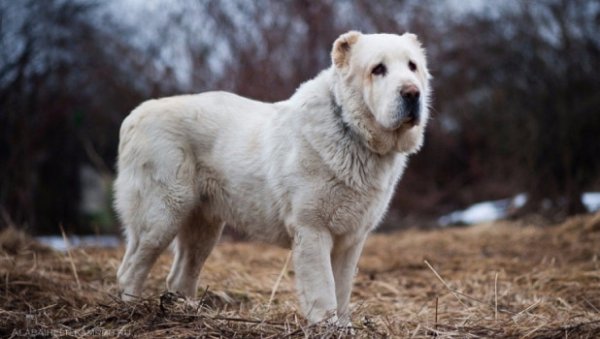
119,290,140,302
159,291,185,313
338,322,356,336
324,316,355,335
325,314,339,326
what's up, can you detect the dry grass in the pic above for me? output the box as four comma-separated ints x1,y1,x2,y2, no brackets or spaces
1,212,600,338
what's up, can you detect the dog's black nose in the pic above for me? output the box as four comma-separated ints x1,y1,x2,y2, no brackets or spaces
401,85,420,102
400,85,420,127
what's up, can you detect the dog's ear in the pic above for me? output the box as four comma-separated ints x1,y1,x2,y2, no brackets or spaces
403,33,422,47
331,31,361,68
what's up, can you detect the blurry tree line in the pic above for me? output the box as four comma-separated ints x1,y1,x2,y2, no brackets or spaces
1,0,599,234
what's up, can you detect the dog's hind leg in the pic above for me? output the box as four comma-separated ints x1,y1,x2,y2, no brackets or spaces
116,195,182,301
116,172,195,301
115,119,201,301
166,209,225,298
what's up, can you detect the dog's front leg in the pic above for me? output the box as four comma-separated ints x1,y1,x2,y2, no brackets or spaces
292,227,337,324
332,235,366,326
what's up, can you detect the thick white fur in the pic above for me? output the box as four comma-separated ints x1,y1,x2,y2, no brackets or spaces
115,31,430,325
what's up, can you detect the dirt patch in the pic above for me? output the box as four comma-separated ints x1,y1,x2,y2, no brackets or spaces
1,213,600,338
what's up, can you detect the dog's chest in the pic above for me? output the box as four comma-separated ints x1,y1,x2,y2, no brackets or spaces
314,156,407,235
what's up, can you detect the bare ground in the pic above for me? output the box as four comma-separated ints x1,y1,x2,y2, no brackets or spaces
1,212,600,338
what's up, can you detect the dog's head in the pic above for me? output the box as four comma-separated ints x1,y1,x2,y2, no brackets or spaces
331,31,431,155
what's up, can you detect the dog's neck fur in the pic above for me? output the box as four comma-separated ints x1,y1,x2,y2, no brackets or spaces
286,67,404,190
328,68,408,156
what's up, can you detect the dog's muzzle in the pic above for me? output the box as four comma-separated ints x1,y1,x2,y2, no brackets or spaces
387,85,420,130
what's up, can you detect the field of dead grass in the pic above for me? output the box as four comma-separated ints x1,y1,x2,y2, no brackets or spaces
1,212,600,338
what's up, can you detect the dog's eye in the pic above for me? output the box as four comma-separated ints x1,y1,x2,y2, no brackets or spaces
371,63,387,76
408,60,417,72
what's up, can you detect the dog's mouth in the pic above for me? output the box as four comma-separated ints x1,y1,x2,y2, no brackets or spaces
403,117,418,128
384,103,420,131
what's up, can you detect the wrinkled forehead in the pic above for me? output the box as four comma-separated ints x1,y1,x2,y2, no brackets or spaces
352,34,424,67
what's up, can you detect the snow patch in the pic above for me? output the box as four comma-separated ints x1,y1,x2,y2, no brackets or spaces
439,192,599,226
36,235,122,252
583,192,600,212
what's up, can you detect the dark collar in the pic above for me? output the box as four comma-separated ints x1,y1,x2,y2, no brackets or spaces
330,95,353,135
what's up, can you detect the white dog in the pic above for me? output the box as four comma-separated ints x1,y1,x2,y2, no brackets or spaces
115,31,430,325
